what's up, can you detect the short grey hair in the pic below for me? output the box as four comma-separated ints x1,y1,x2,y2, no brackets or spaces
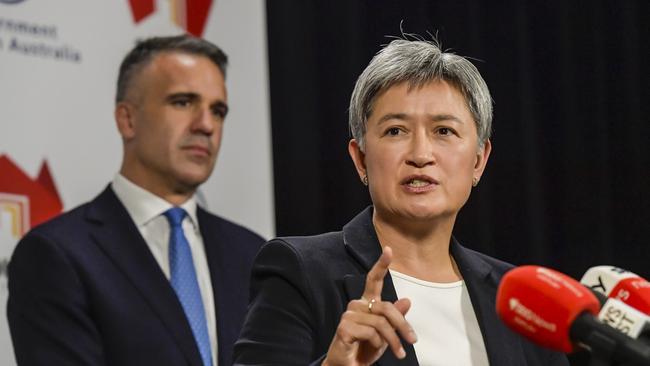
116,34,228,103
349,39,493,150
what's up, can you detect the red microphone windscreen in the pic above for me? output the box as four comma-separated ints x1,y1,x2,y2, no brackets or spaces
610,277,650,315
496,266,600,353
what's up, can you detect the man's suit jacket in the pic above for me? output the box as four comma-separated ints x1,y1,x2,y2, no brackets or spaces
7,186,265,366
234,207,569,366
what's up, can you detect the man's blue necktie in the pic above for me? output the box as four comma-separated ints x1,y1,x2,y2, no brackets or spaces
164,207,213,366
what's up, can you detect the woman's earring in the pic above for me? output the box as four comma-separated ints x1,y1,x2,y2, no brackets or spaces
472,177,479,187
362,175,369,186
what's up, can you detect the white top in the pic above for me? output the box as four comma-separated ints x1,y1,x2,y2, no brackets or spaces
112,174,218,365
390,270,489,366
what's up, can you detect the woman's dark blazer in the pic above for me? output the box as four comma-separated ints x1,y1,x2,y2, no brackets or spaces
234,207,569,366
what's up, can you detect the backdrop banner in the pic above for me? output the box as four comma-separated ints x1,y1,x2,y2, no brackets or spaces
0,1,273,363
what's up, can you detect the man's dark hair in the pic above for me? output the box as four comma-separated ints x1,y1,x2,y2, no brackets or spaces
115,34,228,103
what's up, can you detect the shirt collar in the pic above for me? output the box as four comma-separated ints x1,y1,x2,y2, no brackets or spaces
111,173,200,230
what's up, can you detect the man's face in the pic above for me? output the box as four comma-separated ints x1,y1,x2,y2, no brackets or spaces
117,52,228,199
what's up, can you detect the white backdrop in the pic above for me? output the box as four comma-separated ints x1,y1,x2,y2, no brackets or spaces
0,0,274,364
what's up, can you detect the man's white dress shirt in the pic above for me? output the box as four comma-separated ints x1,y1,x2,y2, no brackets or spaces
112,174,218,365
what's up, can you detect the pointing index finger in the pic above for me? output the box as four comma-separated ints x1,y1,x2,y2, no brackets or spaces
362,246,393,301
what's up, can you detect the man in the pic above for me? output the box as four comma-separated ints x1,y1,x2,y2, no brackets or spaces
7,35,265,366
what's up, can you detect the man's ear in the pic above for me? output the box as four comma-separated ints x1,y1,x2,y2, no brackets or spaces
348,139,367,181
115,102,136,140
473,139,492,178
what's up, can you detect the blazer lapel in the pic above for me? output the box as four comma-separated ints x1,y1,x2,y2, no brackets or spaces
85,186,203,366
451,240,527,366
341,208,532,365
342,207,419,366
197,208,238,366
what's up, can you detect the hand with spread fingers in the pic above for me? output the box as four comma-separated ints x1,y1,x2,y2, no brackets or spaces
322,247,417,366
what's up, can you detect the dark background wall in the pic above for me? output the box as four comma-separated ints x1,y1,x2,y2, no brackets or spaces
266,1,649,363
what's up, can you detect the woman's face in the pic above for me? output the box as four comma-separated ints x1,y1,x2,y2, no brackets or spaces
349,80,491,224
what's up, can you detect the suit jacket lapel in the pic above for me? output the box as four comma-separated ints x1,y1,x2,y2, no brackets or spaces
451,239,527,365
85,186,203,366
197,207,238,366
342,207,419,366
341,208,529,365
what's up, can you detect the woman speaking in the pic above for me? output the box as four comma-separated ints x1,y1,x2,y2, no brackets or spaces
234,39,569,366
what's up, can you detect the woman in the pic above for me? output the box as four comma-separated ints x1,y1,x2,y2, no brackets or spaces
234,39,569,366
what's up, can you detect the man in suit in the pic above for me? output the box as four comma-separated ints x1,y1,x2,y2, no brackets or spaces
7,35,265,366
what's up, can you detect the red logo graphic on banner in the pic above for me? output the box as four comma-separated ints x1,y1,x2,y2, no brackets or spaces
128,0,214,37
0,154,63,237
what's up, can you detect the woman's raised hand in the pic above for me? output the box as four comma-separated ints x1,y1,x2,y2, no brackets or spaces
322,247,417,366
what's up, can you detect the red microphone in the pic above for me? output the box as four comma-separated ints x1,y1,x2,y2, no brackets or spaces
611,278,650,315
496,265,600,353
496,265,650,365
